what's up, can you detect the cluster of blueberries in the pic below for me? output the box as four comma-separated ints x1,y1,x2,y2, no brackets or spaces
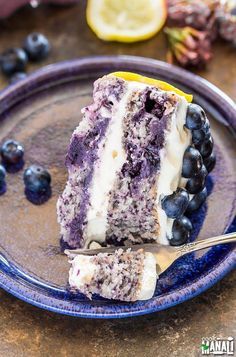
0,33,50,84
0,139,51,204
162,103,216,246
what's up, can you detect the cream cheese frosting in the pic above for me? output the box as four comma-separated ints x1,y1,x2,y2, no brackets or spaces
136,252,157,300
156,96,191,244
69,255,97,290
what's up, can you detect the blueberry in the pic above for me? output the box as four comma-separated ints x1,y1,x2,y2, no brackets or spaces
196,136,214,158
24,186,52,205
161,187,189,219
182,146,203,178
204,152,216,173
170,216,193,246
9,72,27,84
0,164,6,182
185,104,206,130
187,187,207,213
1,139,24,165
186,165,207,194
192,119,210,145
24,165,51,194
0,48,28,76
23,33,50,61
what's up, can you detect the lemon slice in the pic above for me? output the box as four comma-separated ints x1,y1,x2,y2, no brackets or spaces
110,71,193,102
86,0,167,43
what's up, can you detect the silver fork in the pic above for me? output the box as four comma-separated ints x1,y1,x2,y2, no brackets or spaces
65,232,236,275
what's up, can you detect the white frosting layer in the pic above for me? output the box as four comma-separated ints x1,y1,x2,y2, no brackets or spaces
85,81,146,246
137,252,158,300
69,255,96,290
156,97,191,244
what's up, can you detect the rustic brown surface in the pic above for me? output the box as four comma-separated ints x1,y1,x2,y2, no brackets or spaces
0,2,235,357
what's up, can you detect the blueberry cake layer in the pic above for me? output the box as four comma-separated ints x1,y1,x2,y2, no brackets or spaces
57,73,215,249
68,248,157,301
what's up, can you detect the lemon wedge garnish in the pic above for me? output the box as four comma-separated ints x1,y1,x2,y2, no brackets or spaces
110,72,193,102
86,0,167,43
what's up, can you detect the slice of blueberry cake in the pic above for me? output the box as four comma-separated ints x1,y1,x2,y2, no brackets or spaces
68,248,157,301
57,72,215,250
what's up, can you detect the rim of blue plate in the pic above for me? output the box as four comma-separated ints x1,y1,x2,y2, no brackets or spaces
0,56,235,319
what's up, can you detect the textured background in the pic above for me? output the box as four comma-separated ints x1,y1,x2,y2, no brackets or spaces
0,1,235,356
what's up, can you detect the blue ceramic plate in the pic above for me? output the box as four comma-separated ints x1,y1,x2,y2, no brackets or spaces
0,56,235,318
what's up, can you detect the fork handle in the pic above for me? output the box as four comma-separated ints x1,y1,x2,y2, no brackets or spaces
177,231,236,256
